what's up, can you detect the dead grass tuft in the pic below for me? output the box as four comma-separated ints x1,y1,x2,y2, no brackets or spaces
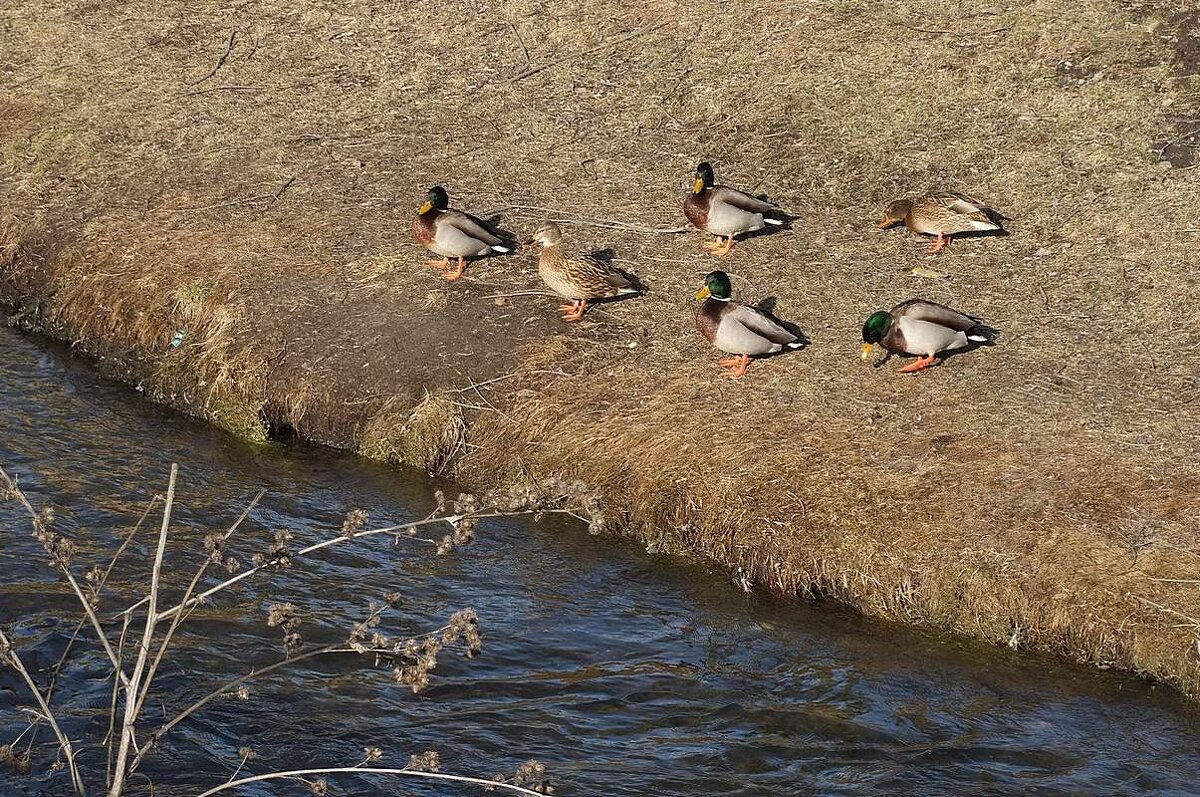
360,392,467,476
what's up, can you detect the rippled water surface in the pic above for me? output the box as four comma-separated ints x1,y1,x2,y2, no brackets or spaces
2,323,1198,796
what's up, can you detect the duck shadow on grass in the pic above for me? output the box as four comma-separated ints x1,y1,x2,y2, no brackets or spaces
738,209,799,244
751,296,810,358
587,247,649,299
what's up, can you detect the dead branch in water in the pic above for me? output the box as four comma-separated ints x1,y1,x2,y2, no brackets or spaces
0,464,600,794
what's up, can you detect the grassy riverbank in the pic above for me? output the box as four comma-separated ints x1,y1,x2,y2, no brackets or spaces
3,0,1199,698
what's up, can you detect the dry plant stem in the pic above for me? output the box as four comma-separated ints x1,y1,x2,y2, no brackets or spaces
0,628,87,797
0,467,133,688
124,508,572,623
108,463,177,797
193,767,551,797
132,489,265,721
130,608,426,772
29,498,159,759
106,615,132,788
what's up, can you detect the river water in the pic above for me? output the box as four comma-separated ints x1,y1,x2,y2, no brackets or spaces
1,322,1198,797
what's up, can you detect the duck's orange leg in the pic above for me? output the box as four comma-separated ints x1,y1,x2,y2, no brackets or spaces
443,256,467,281
929,233,952,254
897,354,938,373
427,257,452,270
558,299,587,322
718,354,751,378
703,235,735,256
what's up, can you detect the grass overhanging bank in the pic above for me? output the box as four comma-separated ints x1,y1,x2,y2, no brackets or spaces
2,1,1199,698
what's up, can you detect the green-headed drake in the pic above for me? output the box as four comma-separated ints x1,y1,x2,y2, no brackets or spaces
877,191,1004,253
861,299,997,373
694,270,802,378
528,222,640,322
683,162,785,257
412,186,513,280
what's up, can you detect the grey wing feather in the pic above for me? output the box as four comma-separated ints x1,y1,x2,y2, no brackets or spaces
893,299,981,332
442,211,503,246
730,304,797,346
712,186,776,215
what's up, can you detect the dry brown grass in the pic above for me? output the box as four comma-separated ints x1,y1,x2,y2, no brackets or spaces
2,0,1199,696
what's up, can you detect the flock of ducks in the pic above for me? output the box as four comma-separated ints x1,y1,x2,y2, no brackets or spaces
412,163,1003,378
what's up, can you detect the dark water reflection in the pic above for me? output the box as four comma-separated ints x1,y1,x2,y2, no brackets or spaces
1,323,1198,796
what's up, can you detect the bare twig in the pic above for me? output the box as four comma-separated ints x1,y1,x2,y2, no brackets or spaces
109,463,177,797
504,21,531,68
132,606,421,771
510,22,667,82
0,467,130,687
121,507,574,624
192,767,551,797
191,29,237,85
0,629,86,797
132,490,266,722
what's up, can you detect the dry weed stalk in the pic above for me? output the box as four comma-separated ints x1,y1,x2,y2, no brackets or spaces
0,464,595,796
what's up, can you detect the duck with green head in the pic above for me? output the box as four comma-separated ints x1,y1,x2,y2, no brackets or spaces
412,186,513,280
683,162,786,257
861,299,997,373
694,270,803,378
877,191,1004,253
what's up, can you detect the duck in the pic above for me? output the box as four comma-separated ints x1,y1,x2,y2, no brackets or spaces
412,186,513,280
683,162,785,257
528,222,639,322
861,299,997,373
694,270,803,378
876,191,1004,253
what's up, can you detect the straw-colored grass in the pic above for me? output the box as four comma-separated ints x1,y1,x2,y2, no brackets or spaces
1,0,1198,696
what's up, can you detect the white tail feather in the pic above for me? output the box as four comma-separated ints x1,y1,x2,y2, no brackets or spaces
490,244,511,253
762,217,784,226
785,340,804,349
967,333,990,342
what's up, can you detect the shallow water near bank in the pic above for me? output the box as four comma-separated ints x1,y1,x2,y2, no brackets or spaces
1,322,1198,797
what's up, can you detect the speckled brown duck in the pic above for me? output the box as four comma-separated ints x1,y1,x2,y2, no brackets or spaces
527,222,640,322
876,191,1004,253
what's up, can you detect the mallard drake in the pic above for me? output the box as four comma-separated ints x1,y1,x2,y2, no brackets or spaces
412,186,512,280
694,270,802,378
877,192,1003,253
861,299,997,373
528,222,639,322
683,162,785,256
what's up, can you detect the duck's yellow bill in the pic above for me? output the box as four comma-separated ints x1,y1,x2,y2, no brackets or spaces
694,285,711,300
875,217,893,229
418,201,433,214
692,177,706,194
860,343,874,361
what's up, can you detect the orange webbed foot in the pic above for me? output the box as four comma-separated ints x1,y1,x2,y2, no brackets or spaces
929,234,952,254
718,354,751,378
427,257,452,270
558,300,586,322
897,354,937,373
442,257,467,281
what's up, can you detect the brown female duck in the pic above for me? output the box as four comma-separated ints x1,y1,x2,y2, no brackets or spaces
877,192,1004,253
